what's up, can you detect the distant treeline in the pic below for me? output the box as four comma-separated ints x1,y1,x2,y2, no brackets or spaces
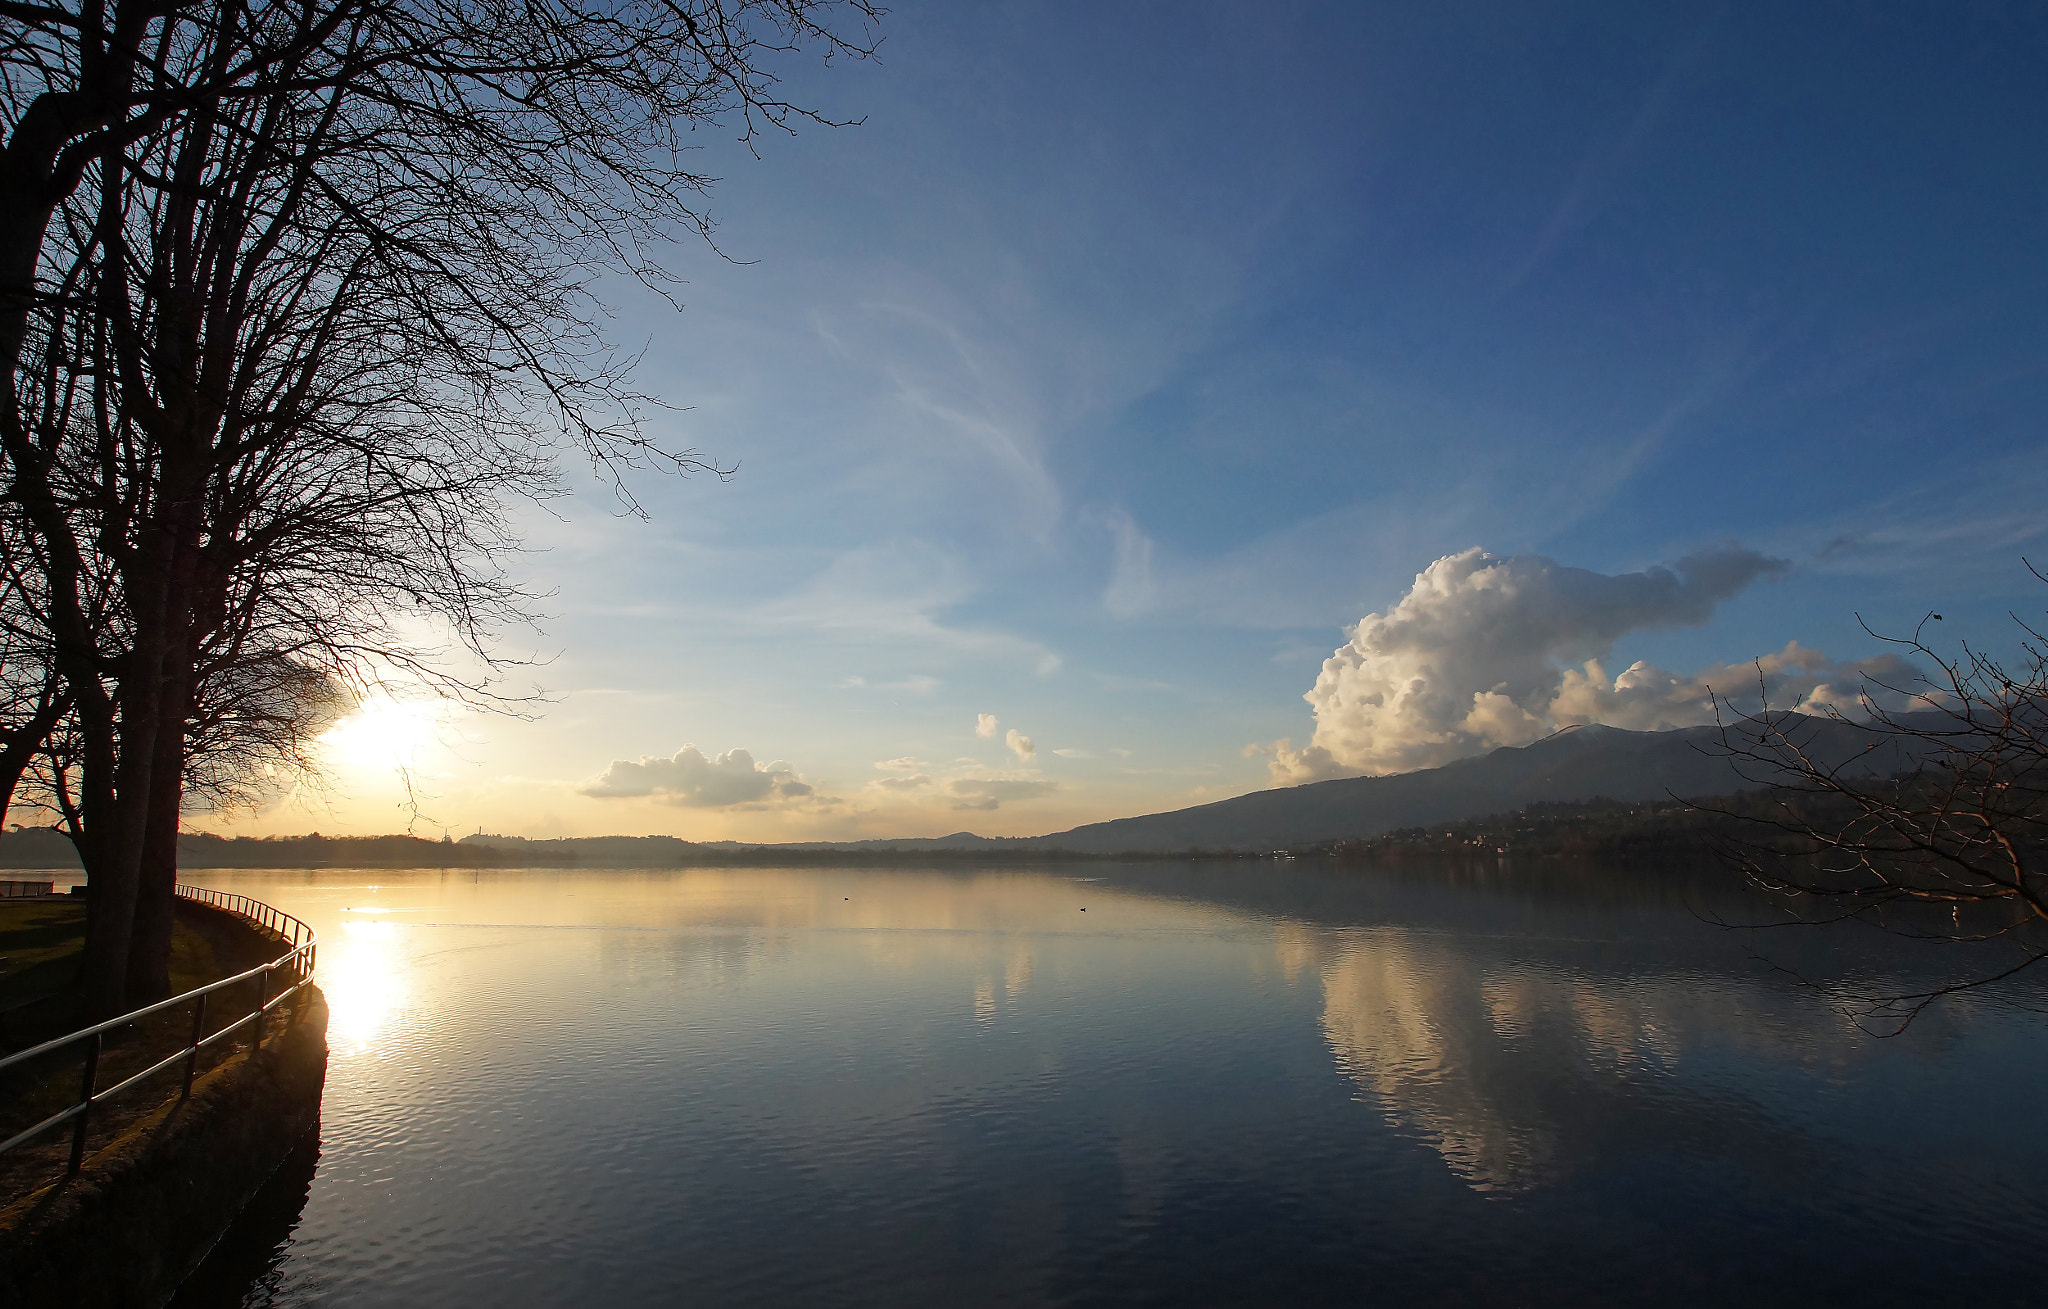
0,827,1179,870
0,828,703,870
0,827,503,870
1291,798,1751,866
0,793,1822,871
1300,789,2032,867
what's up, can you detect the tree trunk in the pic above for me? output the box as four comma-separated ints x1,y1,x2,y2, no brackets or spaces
75,666,162,1018
128,660,192,1002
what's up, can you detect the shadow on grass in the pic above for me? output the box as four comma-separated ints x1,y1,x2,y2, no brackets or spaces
0,900,304,1202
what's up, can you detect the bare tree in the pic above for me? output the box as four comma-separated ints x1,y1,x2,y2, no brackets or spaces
4,0,881,1012
0,510,68,824
1707,592,2048,1030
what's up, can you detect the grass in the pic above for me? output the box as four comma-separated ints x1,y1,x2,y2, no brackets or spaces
0,901,91,1014
0,899,303,1200
0,900,252,1020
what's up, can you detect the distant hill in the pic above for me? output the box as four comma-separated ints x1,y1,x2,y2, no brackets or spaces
1004,718,1919,854
0,714,1931,868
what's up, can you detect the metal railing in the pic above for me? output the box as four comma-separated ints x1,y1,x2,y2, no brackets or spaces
0,885,317,1174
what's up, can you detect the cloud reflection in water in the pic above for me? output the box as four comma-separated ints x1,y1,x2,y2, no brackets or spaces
1308,924,1706,1194
1315,928,1554,1192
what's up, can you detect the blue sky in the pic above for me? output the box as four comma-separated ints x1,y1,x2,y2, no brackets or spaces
239,2,2048,840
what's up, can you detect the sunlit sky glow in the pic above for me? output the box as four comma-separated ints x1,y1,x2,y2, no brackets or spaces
207,3,2048,843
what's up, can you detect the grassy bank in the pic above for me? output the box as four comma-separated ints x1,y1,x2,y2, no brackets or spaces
0,901,259,1024
0,899,300,1201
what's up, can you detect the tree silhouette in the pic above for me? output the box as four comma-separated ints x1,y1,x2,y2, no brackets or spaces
1706,588,2048,1031
2,0,879,1012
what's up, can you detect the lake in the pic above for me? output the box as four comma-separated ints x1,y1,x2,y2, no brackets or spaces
166,862,2048,1307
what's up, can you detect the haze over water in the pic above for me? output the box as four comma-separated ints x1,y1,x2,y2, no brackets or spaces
173,864,2047,1307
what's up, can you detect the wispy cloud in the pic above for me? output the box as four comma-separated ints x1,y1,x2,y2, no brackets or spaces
1101,507,1158,619
944,778,1058,811
866,774,932,793
1506,25,1713,288
736,542,1063,674
1778,447,2048,588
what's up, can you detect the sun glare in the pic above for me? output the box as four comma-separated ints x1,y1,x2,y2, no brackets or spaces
324,918,407,1052
318,696,449,773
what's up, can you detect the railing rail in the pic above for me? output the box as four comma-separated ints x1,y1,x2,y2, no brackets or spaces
0,885,317,1172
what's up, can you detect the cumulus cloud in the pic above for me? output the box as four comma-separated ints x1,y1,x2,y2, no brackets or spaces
1264,545,1916,783
1545,642,1923,733
874,756,927,771
583,746,815,807
945,778,1058,811
1005,728,1036,761
975,713,999,738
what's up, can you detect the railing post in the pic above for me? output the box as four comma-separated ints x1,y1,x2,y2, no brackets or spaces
183,991,209,1099
292,944,310,1025
251,968,270,1054
68,1033,102,1175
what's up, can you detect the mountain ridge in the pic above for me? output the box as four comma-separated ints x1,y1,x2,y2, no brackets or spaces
799,715,1918,855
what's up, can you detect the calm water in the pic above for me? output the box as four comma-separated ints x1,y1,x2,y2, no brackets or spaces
167,862,2048,1307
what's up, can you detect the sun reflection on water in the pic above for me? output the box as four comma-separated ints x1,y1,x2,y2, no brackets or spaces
323,918,407,1053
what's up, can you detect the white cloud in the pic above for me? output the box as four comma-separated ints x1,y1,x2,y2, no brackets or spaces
975,713,999,738
1545,642,1923,732
1006,728,1036,761
945,778,1059,811
874,757,928,771
1052,747,1092,758
582,746,815,808
1271,545,1815,781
